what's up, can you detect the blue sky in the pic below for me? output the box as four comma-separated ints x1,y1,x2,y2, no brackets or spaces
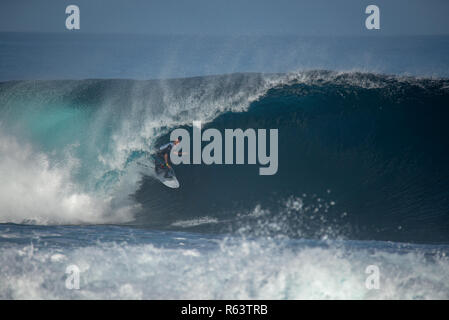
1,0,449,35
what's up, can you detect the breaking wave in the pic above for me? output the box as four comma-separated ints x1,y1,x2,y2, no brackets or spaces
1,71,449,243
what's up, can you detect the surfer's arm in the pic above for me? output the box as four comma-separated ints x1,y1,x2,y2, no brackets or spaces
173,151,188,156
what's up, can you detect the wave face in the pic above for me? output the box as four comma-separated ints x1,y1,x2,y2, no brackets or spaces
1,71,449,244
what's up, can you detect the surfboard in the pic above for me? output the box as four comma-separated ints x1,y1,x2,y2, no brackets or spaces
137,156,180,188
155,166,180,188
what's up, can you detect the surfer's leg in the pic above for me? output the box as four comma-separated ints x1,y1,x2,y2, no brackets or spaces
154,155,165,174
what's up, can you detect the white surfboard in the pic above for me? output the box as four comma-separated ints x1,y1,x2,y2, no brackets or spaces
157,174,180,188
155,167,180,188
137,159,180,188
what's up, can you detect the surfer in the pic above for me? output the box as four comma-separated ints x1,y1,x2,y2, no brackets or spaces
155,137,182,177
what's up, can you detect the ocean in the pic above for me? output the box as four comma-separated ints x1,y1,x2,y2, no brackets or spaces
0,33,449,299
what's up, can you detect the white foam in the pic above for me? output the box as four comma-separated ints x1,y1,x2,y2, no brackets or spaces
0,237,448,299
0,134,136,224
171,216,219,228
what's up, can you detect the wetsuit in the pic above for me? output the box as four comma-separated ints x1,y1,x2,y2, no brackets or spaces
155,142,176,177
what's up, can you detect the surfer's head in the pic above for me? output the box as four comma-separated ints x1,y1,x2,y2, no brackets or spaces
174,136,182,145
